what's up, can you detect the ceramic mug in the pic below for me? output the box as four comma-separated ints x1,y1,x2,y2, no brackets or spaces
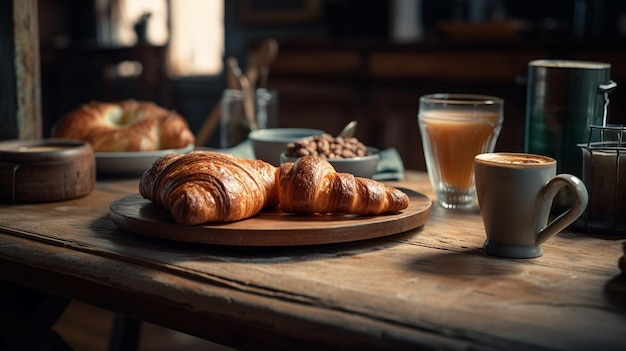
474,153,588,258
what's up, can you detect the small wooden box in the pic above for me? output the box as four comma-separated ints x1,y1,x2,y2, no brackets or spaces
0,139,95,203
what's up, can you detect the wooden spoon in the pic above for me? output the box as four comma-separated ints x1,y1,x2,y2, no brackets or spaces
226,57,243,90
246,38,279,90
227,57,258,131
257,38,278,89
196,56,263,145
245,53,260,91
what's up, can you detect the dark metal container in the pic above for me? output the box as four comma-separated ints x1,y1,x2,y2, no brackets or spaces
524,60,616,177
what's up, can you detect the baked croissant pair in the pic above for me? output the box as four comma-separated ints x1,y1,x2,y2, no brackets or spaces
139,151,409,225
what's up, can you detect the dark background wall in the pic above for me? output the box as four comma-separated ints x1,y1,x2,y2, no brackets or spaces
37,0,626,169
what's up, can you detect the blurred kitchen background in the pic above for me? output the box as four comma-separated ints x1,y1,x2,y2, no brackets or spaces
37,0,626,170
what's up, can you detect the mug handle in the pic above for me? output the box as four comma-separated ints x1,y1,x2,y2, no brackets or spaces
536,174,589,246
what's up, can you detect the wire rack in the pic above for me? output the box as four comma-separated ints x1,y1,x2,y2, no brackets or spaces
574,125,626,234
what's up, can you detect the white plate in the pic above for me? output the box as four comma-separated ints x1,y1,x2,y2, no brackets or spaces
95,144,194,176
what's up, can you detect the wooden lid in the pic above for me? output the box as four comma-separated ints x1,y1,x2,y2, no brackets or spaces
0,139,96,203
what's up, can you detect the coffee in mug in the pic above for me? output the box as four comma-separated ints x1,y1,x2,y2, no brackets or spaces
474,153,588,258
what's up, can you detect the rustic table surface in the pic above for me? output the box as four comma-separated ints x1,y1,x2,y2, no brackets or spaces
1,171,625,350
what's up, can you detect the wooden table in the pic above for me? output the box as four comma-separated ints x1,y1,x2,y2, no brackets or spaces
0,171,625,350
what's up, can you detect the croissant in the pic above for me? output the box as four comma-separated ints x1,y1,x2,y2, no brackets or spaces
52,100,195,152
279,156,409,214
139,152,409,225
139,151,279,225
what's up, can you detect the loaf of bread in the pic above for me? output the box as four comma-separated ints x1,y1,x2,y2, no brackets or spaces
51,100,195,152
139,151,409,225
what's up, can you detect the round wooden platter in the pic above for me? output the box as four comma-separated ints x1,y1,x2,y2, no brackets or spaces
109,189,431,246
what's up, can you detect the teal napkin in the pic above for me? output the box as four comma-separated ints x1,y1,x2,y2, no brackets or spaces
373,147,405,181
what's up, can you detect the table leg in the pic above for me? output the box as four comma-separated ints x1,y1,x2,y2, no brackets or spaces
0,281,72,350
108,314,142,351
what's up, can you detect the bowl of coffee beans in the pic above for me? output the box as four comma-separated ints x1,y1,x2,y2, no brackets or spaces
249,128,324,166
280,133,379,178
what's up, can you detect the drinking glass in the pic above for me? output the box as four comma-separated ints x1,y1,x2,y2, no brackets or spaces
418,93,503,209
220,89,278,148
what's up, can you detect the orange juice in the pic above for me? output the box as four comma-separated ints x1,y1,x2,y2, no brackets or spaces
420,111,502,190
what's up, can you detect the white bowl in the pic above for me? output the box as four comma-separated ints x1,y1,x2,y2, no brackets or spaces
280,149,380,178
95,144,194,176
249,128,324,166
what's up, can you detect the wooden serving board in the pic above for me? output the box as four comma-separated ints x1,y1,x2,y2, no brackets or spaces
109,189,431,246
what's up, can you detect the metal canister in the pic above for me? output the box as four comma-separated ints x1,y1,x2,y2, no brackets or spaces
524,60,616,177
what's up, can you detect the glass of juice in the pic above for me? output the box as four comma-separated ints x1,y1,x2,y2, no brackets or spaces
418,94,503,209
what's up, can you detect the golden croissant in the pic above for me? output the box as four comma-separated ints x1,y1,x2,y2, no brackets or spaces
139,151,409,225
139,151,279,225
278,156,409,214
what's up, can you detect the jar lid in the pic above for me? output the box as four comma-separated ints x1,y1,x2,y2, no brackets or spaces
0,139,95,203
0,139,93,163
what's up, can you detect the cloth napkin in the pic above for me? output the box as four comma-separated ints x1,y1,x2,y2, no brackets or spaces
201,139,405,181
372,147,405,181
